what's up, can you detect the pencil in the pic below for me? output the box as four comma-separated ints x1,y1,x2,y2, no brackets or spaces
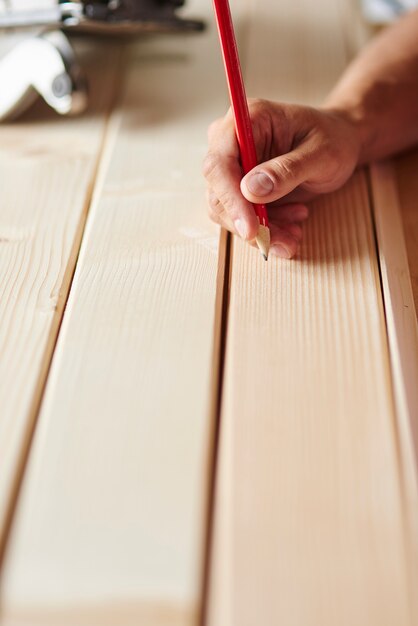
212,0,270,261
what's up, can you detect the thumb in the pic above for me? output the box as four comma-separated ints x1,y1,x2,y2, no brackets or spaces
241,148,316,204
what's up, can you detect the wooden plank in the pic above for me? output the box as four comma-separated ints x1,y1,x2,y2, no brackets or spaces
245,0,347,104
0,2,232,623
207,0,418,624
0,39,120,554
345,11,418,596
370,162,418,579
342,0,418,501
371,161,418,470
395,148,418,317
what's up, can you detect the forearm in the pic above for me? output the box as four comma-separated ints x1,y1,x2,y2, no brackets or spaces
324,9,418,163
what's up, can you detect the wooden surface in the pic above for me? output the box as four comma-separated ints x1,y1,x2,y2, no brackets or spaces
208,178,416,624
0,0,417,624
371,162,418,476
207,0,418,624
0,40,119,553
370,162,418,600
0,7,230,624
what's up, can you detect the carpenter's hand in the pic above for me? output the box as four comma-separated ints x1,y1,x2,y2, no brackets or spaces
203,99,362,258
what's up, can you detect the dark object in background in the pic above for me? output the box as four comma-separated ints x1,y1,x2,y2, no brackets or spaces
0,0,205,34
78,0,205,33
0,0,204,120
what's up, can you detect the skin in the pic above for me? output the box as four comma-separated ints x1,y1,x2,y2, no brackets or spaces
203,9,418,258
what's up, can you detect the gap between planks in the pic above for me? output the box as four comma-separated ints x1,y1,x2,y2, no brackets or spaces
0,44,125,567
0,8,237,622
368,162,418,484
368,162,418,618
199,229,231,626
206,0,418,622
340,1,418,592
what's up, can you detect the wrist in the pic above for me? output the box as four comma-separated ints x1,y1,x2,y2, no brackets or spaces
321,99,372,165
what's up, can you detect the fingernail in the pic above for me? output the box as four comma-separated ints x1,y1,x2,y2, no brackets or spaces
270,244,292,259
234,219,248,239
245,172,274,196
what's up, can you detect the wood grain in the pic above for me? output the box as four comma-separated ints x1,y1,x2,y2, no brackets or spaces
340,0,418,321
244,0,347,103
207,0,418,624
371,161,418,466
0,2,232,623
370,164,418,601
0,40,120,554
1,602,193,626
209,178,416,626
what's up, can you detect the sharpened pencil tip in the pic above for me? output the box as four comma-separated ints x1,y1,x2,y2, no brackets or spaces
255,224,271,263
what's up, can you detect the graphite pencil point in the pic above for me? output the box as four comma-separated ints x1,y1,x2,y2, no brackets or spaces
255,223,270,261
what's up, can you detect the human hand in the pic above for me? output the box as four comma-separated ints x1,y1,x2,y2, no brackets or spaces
203,99,362,258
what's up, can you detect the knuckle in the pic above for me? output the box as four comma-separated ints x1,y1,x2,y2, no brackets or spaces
208,207,221,224
208,201,230,229
207,118,222,140
202,152,220,180
247,98,271,126
206,188,237,226
273,105,287,127
286,223,303,240
324,142,340,170
208,109,234,140
248,97,267,113
208,193,223,217
217,188,236,214
271,156,298,182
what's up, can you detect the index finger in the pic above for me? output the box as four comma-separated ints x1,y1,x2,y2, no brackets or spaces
203,112,259,241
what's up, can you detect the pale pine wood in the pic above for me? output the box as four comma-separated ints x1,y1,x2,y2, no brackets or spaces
207,0,418,624
0,2,233,623
245,0,347,104
0,602,193,626
209,178,416,626
0,40,120,553
371,161,418,459
370,162,418,558
345,2,418,532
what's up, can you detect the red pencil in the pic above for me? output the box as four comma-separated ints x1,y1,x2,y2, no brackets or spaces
212,0,270,260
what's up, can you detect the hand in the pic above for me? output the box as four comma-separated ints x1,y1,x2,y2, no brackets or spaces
203,99,362,258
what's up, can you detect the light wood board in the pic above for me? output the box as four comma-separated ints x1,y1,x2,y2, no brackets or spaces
0,0,417,624
370,161,418,556
371,160,418,457
207,0,418,624
0,2,232,624
0,40,120,555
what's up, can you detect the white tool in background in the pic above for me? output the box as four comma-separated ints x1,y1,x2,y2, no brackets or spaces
362,0,418,23
0,30,87,121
